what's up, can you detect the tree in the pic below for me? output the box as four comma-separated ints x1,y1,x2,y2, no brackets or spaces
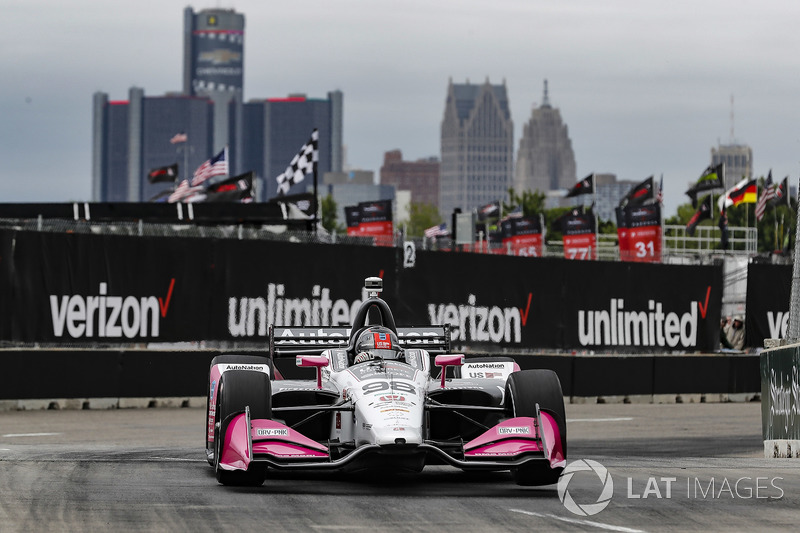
405,202,441,237
504,188,546,216
320,194,345,233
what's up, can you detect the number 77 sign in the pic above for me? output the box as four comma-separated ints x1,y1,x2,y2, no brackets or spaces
561,211,597,261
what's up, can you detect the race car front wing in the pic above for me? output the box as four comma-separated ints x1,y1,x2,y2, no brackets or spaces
217,405,565,474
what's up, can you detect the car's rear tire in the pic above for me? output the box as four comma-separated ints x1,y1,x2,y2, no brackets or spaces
506,369,566,486
206,354,271,465
214,369,271,486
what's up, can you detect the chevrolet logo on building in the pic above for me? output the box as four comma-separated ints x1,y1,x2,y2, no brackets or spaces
199,49,242,65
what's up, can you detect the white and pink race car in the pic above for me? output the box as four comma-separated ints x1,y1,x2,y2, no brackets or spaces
206,277,566,486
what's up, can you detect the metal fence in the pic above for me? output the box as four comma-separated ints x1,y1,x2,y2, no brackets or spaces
0,217,768,262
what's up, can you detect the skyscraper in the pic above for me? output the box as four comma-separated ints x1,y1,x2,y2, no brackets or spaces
93,7,343,204
380,150,440,209
92,88,214,202
514,80,576,194
234,92,343,202
183,7,245,153
711,143,753,188
440,79,514,218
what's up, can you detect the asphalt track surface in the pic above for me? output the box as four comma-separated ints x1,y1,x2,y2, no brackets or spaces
0,402,796,532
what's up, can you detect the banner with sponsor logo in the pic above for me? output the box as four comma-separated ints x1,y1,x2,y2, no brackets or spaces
501,216,543,257
344,200,394,246
395,250,722,352
0,227,722,352
2,229,393,343
617,204,662,263
745,263,791,348
8,230,215,342
561,212,596,260
760,345,800,445
345,205,361,236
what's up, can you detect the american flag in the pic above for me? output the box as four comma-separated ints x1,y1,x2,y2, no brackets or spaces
170,132,188,144
276,129,318,195
191,147,228,186
755,172,775,221
424,223,449,238
167,179,205,203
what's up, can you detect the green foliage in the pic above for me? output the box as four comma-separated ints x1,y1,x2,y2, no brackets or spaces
320,194,345,233
504,188,547,215
597,218,617,234
405,202,442,237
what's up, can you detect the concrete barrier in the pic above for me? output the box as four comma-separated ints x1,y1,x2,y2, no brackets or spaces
0,349,761,410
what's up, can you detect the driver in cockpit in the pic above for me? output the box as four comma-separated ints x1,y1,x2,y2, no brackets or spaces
353,326,404,364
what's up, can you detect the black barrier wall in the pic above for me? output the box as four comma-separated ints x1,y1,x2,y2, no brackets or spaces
0,350,760,400
746,263,791,348
0,228,723,352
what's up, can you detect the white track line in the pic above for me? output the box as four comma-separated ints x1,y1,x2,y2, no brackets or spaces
567,417,634,423
509,508,646,533
150,457,207,462
2,432,61,437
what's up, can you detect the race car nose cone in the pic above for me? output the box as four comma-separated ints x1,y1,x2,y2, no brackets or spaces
374,426,422,446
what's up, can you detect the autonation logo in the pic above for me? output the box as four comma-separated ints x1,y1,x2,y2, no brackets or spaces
557,460,785,516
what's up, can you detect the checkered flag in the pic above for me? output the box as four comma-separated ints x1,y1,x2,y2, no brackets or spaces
276,129,318,195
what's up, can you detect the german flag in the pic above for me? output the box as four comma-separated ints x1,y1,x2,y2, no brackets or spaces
718,178,757,210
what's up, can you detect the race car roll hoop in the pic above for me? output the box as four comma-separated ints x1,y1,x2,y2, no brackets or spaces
207,277,567,487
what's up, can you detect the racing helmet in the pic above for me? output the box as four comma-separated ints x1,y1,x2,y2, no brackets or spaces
355,326,402,361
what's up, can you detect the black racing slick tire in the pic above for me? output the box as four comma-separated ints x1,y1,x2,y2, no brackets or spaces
213,370,271,486
506,369,567,486
206,354,271,465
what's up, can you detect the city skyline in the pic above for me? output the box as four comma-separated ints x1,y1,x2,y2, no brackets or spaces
4,0,800,218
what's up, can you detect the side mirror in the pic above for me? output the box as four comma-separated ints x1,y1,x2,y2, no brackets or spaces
434,354,465,388
296,355,329,389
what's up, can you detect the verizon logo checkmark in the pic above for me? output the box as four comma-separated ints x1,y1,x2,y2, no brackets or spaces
520,293,533,326
697,286,711,319
158,278,175,318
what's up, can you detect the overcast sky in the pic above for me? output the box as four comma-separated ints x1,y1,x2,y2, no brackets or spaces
3,0,800,217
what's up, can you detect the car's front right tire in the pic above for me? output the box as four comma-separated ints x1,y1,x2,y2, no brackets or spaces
213,369,271,486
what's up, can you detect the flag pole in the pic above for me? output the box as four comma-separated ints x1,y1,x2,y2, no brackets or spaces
313,154,318,233
593,173,597,260
184,143,189,182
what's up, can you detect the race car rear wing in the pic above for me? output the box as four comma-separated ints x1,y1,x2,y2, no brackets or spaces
269,324,451,357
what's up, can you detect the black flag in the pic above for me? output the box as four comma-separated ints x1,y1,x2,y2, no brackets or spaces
686,195,712,236
147,163,179,183
566,174,595,198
